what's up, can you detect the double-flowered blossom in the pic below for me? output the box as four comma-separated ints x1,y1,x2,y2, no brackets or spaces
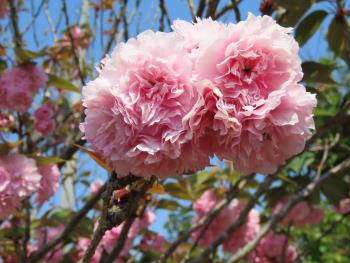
192,190,260,252
81,30,209,178
82,14,316,178
34,105,56,136
0,154,61,219
249,231,298,263
0,65,47,112
35,164,61,204
0,154,41,219
273,199,324,226
174,14,316,174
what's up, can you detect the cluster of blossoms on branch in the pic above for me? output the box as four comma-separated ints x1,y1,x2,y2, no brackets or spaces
0,154,60,219
81,13,317,178
0,64,47,112
192,189,324,262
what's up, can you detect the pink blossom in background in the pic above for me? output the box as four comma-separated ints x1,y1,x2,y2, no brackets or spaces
335,193,350,215
0,0,7,19
34,105,56,136
249,231,298,263
81,30,209,178
90,179,103,194
34,225,64,263
0,113,14,129
35,164,61,205
0,154,42,219
0,65,47,112
60,26,90,48
140,233,166,252
76,238,102,263
192,189,260,252
273,199,324,226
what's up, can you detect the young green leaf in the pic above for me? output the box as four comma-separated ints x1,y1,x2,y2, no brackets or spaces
296,10,328,46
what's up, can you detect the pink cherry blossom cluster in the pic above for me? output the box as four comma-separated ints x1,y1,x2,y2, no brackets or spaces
273,199,324,226
75,211,157,263
81,14,316,178
250,231,298,263
193,190,301,262
0,64,47,112
59,26,90,49
34,105,56,136
0,0,7,19
192,190,260,252
0,154,60,219
335,191,350,214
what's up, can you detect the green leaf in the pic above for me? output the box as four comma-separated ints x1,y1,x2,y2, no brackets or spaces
156,199,181,211
14,47,46,63
164,182,194,201
32,156,66,166
302,61,336,84
47,74,80,93
327,16,346,56
275,0,313,27
295,10,328,46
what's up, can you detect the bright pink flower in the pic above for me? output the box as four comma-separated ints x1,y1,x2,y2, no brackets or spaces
0,0,7,19
249,231,298,263
0,155,41,219
178,14,315,174
192,189,260,252
90,180,103,194
35,164,60,204
81,30,209,178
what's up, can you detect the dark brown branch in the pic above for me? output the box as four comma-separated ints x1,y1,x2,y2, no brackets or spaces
196,0,207,18
231,0,241,22
62,0,86,86
82,175,153,263
205,0,220,18
8,0,22,48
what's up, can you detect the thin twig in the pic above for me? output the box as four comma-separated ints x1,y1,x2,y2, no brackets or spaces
186,0,196,19
62,0,86,86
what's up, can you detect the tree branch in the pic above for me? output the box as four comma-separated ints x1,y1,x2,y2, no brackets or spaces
82,175,154,263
